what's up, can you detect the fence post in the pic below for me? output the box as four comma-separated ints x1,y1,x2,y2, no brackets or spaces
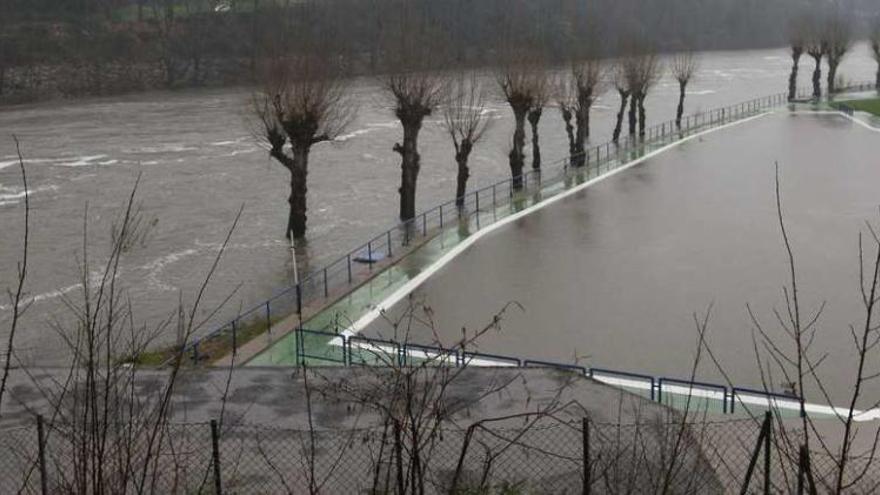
210,420,223,495
764,411,772,495
368,241,373,271
37,415,48,495
231,320,237,355
740,411,771,495
323,268,329,298
475,191,481,229
797,444,805,495
347,254,352,283
582,417,591,495
265,302,271,334
422,212,427,236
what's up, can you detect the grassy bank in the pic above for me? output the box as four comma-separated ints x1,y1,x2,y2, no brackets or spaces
838,98,880,117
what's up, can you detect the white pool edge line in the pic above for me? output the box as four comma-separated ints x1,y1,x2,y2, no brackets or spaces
327,340,879,421
791,110,880,133
339,111,772,339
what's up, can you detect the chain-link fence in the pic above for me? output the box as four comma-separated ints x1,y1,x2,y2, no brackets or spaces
2,414,879,494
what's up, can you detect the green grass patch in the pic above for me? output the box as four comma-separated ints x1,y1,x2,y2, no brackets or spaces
837,98,880,117
121,313,283,367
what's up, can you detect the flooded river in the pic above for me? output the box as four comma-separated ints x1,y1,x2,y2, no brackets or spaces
0,44,877,363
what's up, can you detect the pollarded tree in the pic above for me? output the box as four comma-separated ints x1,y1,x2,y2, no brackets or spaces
569,58,602,167
624,46,661,138
526,74,550,171
825,13,853,95
498,61,542,190
382,19,447,222
442,73,491,208
253,56,353,239
787,17,808,101
806,17,828,99
556,76,578,165
873,18,880,90
610,63,630,143
671,51,698,129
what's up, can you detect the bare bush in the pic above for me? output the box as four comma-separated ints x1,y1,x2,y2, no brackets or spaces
697,164,880,494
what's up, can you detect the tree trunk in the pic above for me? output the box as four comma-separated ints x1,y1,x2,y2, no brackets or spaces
561,107,576,166
876,63,880,90
613,91,629,142
286,143,310,240
395,118,423,221
638,95,647,137
455,140,472,207
628,92,638,136
527,108,542,171
827,60,838,95
788,54,800,101
509,106,527,190
811,55,822,99
675,82,686,128
573,105,588,168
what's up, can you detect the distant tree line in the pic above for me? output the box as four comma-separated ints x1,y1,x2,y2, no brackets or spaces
2,0,880,101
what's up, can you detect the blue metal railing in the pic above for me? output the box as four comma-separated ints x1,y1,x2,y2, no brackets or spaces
290,328,812,418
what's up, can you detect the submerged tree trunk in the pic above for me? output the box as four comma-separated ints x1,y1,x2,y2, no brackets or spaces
827,60,839,95
527,107,542,170
269,138,310,240
628,92,638,136
613,91,629,142
454,139,473,207
287,146,309,239
395,118,423,222
675,82,686,128
561,107,576,166
638,95,647,137
572,106,588,167
811,55,822,99
509,106,527,190
788,54,801,101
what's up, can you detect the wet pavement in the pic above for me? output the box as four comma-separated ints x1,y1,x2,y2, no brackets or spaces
359,111,880,407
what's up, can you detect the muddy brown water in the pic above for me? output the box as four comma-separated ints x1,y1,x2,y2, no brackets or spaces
0,45,877,364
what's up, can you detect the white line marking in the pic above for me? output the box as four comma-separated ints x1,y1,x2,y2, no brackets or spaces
790,110,880,133
341,112,771,339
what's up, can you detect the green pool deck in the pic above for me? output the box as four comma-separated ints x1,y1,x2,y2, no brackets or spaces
246,106,778,368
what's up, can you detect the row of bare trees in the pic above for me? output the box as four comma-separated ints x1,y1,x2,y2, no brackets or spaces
788,10,858,99
251,34,697,240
